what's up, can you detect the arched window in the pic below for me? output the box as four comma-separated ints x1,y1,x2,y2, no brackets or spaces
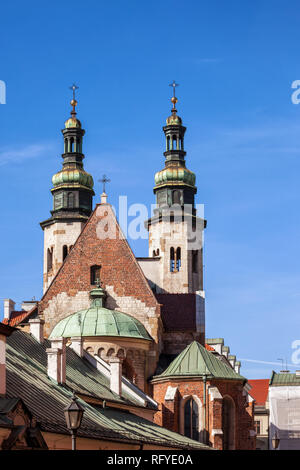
67,192,74,208
222,396,236,450
90,265,101,285
180,137,184,150
172,190,181,205
176,247,181,271
170,247,175,272
62,245,68,261
184,398,199,441
47,247,53,272
70,137,74,153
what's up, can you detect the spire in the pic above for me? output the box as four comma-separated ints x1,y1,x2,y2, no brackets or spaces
40,87,94,229
169,80,179,114
151,82,196,211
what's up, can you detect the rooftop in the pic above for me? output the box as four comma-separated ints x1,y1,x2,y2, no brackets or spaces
152,341,245,381
270,371,300,386
248,379,269,405
4,329,209,449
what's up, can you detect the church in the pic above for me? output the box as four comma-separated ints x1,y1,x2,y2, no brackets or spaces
1,85,255,450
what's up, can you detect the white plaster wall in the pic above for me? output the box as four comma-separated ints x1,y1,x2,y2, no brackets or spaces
43,221,85,292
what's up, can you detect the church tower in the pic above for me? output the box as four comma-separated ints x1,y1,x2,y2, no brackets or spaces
40,87,94,292
140,83,205,294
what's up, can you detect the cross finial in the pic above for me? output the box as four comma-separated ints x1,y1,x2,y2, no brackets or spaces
169,81,179,111
98,174,111,194
169,80,179,98
69,83,79,101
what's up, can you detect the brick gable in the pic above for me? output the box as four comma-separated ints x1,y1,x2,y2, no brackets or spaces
39,204,162,361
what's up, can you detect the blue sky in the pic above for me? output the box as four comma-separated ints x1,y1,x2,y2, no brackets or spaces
1,0,300,378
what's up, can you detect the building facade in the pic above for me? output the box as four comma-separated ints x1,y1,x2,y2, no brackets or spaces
3,88,255,450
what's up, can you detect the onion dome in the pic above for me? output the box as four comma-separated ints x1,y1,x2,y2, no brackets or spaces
49,287,152,341
155,166,196,187
52,168,94,190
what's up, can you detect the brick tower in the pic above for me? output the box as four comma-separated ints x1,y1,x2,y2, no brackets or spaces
40,86,94,292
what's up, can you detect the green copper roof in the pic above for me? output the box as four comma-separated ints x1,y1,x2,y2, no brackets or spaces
270,371,300,386
52,168,94,189
154,166,196,187
49,307,152,341
153,341,245,381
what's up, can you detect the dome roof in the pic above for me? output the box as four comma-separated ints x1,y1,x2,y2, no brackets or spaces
65,117,82,129
52,169,94,189
49,307,152,341
155,166,196,187
166,113,182,126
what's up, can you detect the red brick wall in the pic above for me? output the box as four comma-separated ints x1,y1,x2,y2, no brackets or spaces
152,378,255,450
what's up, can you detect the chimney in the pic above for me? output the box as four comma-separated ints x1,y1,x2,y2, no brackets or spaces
206,338,224,355
29,318,44,343
222,345,230,358
228,355,236,369
46,338,66,384
3,299,15,320
70,337,83,357
110,357,122,396
0,323,15,396
235,361,241,374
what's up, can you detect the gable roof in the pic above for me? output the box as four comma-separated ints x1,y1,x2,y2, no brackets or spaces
5,330,208,449
248,379,269,405
39,203,160,333
2,306,38,327
152,341,245,381
155,293,196,331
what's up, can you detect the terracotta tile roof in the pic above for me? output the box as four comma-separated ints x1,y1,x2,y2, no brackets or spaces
155,293,196,331
2,306,37,327
248,379,269,405
205,343,215,351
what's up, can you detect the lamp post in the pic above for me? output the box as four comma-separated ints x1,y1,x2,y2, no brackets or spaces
64,391,85,450
272,433,280,450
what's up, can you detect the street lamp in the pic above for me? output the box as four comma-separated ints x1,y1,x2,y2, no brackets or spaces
272,433,280,450
64,391,85,450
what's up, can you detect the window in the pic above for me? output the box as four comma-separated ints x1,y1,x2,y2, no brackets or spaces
184,398,199,441
170,247,175,272
62,245,68,261
47,247,53,272
172,135,177,150
90,265,101,285
172,190,181,205
254,420,261,435
176,247,181,271
166,136,170,151
170,247,181,272
67,192,74,208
